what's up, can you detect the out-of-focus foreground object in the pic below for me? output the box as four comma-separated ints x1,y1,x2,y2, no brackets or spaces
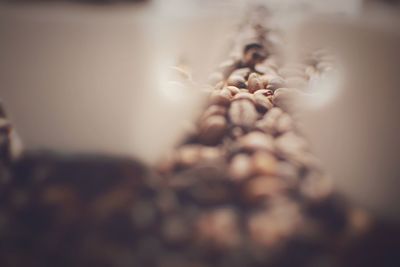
286,7,400,221
0,0,239,164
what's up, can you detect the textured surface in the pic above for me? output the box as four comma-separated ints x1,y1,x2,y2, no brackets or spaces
0,5,399,267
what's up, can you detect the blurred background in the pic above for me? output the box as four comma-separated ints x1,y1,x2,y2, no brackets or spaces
0,0,400,267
